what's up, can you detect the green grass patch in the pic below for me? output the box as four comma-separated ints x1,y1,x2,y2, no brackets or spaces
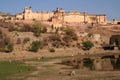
26,56,75,62
0,60,36,80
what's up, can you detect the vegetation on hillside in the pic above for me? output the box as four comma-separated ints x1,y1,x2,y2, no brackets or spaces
6,43,13,52
29,40,41,52
0,29,14,52
0,21,111,52
82,41,94,50
49,47,55,52
23,37,30,44
32,23,42,37
83,58,94,70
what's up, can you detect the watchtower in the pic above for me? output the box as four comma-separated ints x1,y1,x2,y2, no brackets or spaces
23,6,32,13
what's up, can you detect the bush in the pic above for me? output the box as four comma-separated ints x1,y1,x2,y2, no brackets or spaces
82,41,94,50
32,23,42,37
0,30,10,48
20,24,32,32
63,35,71,42
49,34,61,42
49,48,55,52
83,58,94,70
63,27,75,36
6,43,13,52
41,27,47,33
63,27,78,41
42,38,48,46
52,41,60,48
23,37,30,44
8,26,20,32
71,34,78,41
29,41,41,52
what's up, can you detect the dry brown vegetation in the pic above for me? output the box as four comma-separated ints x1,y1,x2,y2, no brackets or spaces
0,20,120,80
0,20,120,54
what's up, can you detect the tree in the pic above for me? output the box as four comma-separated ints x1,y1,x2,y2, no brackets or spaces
29,41,41,52
82,41,94,50
32,23,42,37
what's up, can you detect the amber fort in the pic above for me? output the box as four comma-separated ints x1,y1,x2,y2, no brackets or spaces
16,7,106,24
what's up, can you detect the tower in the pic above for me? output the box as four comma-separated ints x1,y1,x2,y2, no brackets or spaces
24,6,32,13
23,6,32,20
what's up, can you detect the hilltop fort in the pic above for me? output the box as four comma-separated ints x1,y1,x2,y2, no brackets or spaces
16,7,106,25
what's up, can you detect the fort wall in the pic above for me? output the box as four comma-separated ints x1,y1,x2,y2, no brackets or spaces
16,7,107,25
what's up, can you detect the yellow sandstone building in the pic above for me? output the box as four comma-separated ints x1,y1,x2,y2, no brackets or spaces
16,7,106,24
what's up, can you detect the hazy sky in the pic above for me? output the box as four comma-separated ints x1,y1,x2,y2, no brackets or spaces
0,0,119,20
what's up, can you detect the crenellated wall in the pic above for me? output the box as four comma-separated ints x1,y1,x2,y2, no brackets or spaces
16,7,107,24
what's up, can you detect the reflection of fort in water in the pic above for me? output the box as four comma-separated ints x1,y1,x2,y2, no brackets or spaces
65,52,120,71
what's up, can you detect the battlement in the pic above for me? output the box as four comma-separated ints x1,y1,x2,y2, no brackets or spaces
16,6,107,24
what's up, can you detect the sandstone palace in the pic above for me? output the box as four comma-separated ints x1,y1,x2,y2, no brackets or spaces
16,7,106,24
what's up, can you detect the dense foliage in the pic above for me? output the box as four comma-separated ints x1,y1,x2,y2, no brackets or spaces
29,41,41,52
82,41,94,50
83,58,94,70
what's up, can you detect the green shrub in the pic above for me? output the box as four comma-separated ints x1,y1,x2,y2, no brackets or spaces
82,41,94,50
63,27,78,41
49,48,55,52
32,23,42,37
6,43,13,52
83,58,94,70
63,27,75,36
29,41,41,52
